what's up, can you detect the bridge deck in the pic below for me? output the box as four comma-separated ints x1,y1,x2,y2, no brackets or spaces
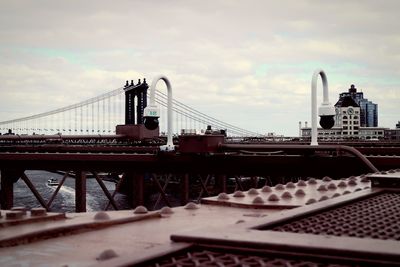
0,172,399,266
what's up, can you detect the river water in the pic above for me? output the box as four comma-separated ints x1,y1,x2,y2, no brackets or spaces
12,170,130,212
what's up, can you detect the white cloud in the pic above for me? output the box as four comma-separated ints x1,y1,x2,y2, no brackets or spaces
0,0,399,135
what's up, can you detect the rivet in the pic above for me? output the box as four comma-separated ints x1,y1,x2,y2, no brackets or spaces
388,169,396,174
247,188,259,195
285,182,296,189
306,198,316,205
354,188,362,192
184,202,199,210
338,181,347,187
94,211,110,221
319,195,329,201
261,186,272,192
281,191,293,199
96,249,118,261
11,206,27,215
252,196,265,204
275,184,285,190
322,176,332,182
268,193,280,201
364,186,370,189
233,191,245,197
332,193,341,198
343,190,351,195
297,180,307,186
380,171,387,175
294,189,306,196
327,183,337,190
160,206,174,215
349,176,357,180
348,180,357,186
217,192,230,200
317,185,327,191
133,206,148,214
307,178,317,184
6,211,24,220
235,219,245,224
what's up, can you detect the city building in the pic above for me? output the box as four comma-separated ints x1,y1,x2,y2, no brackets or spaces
335,84,378,127
300,84,385,140
334,95,361,136
384,121,400,141
301,126,386,141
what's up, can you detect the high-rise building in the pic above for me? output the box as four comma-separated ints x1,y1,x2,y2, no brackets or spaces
335,85,378,127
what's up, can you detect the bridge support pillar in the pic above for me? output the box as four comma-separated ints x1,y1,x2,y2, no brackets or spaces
180,174,189,205
215,174,227,193
123,172,145,208
1,171,13,209
132,173,144,208
75,171,86,212
0,169,22,209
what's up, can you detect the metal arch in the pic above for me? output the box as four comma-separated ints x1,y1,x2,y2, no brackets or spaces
311,69,329,146
149,75,174,149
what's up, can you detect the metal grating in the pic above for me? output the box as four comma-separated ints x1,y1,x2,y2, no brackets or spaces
269,193,400,240
146,247,356,267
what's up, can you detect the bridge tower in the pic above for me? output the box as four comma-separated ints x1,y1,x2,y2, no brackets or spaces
125,79,148,125
116,79,159,139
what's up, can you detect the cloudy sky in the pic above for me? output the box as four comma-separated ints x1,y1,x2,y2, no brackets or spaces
0,0,399,136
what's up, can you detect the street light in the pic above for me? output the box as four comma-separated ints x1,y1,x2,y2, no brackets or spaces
143,75,174,151
311,69,335,146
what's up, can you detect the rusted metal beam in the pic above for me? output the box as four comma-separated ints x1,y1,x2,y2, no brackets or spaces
105,174,125,210
153,174,171,209
219,144,379,173
197,174,211,201
0,152,385,178
151,173,171,207
92,171,119,211
47,171,69,209
20,172,49,211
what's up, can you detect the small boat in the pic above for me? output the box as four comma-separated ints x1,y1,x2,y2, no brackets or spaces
47,178,59,186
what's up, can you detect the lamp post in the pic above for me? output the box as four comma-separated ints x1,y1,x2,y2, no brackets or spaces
311,69,335,146
144,75,174,151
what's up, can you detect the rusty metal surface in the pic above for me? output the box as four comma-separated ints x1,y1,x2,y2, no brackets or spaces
140,246,357,267
368,169,400,187
0,208,65,228
201,176,371,209
270,192,400,240
0,204,280,266
0,208,160,247
169,191,400,266
2,172,400,266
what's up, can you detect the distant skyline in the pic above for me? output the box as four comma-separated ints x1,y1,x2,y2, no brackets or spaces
0,1,399,136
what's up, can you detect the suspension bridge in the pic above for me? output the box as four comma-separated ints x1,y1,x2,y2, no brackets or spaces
0,79,258,138
0,74,399,215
